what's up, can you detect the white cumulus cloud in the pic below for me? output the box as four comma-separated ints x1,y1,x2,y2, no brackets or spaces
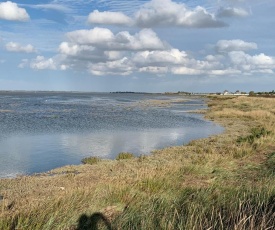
86,0,227,28
134,0,226,28
216,39,257,53
55,28,169,75
171,67,203,75
139,66,168,74
229,51,275,70
208,69,242,76
6,42,36,53
88,10,133,25
0,1,30,21
29,55,68,70
59,42,95,56
133,49,188,67
88,57,134,76
23,15,275,79
66,27,166,51
66,27,114,45
58,42,122,62
30,56,56,70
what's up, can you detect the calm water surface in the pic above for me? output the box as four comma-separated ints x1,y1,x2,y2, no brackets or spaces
0,92,223,178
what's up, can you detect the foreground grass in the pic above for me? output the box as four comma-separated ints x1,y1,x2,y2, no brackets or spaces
0,96,275,229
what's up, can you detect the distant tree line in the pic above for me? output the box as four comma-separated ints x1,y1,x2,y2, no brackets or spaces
249,90,275,97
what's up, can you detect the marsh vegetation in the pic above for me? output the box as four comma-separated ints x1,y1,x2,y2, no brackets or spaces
0,96,274,229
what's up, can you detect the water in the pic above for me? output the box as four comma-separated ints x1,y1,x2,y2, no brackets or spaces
0,91,223,178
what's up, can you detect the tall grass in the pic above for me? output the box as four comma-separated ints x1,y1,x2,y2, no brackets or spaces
115,186,275,229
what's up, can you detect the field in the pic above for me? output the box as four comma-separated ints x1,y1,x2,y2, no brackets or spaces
0,96,274,229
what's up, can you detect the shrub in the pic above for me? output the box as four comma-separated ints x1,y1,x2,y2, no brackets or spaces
81,156,101,165
116,152,135,160
249,91,256,96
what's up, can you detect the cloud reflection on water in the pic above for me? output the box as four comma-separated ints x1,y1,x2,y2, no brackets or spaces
0,92,223,178
0,124,222,178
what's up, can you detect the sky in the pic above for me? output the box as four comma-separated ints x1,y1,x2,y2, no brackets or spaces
0,0,275,93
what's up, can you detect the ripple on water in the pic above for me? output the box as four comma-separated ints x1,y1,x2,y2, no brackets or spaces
0,92,223,178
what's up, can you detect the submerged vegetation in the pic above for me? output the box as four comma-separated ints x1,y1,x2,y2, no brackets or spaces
0,96,275,229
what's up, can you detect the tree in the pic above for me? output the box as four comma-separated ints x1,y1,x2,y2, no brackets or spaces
249,91,255,96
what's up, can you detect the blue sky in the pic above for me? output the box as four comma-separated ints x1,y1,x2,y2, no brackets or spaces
0,0,274,92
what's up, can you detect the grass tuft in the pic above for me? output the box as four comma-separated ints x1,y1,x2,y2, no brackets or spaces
116,152,135,160
81,156,101,165
237,127,271,144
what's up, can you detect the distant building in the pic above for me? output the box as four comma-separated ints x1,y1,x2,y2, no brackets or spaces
223,90,230,95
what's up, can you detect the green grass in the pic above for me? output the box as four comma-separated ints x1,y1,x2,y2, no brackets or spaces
266,152,275,174
114,186,275,229
237,127,271,145
116,152,135,160
81,156,101,165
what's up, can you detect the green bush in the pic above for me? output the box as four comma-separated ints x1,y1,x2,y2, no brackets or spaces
81,156,101,165
116,152,135,160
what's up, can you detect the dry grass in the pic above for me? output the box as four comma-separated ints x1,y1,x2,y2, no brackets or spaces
0,96,275,229
128,98,189,108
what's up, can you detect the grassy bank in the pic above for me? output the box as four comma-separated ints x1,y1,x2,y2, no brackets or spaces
0,96,274,229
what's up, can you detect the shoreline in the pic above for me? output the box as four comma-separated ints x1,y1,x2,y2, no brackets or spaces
42,96,225,177
0,95,257,180
0,95,220,179
0,95,274,229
